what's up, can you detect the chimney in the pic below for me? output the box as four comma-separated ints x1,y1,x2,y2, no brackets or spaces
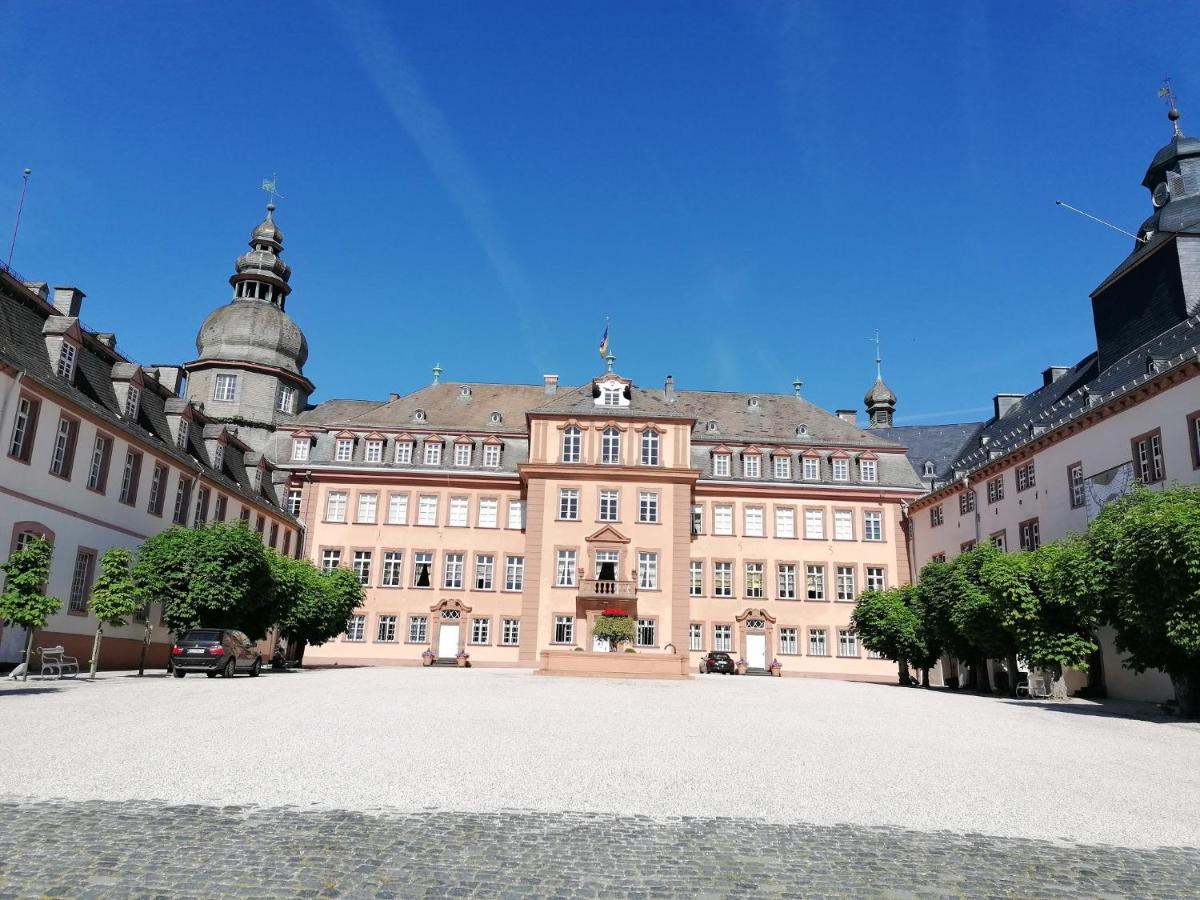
835,409,856,424
664,375,675,403
23,281,49,303
95,333,116,349
992,393,1023,420
543,374,558,396
1041,366,1069,387
52,286,85,317
154,365,184,396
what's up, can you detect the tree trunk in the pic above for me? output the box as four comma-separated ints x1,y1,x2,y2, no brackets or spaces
964,662,977,691
1170,671,1200,719
295,640,306,667
1048,664,1069,701
921,668,930,688
976,658,992,694
896,658,909,685
89,624,104,681
137,621,152,676
1006,653,1021,697
21,628,36,682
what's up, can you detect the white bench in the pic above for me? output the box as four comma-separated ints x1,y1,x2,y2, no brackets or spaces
35,645,79,679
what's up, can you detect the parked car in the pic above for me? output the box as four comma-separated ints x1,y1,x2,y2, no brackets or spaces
699,651,737,674
171,629,261,678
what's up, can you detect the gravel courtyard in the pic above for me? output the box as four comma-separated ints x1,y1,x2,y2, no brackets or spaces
2,667,1198,897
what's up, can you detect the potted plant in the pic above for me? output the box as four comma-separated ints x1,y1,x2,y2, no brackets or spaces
735,658,748,675
421,649,435,667
593,609,634,652
769,659,782,677
455,650,470,668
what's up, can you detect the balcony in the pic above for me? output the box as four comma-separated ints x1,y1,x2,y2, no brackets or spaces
577,578,637,600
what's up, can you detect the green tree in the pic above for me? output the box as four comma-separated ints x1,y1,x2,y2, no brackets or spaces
271,553,363,664
86,547,143,680
852,585,922,685
132,523,274,640
0,538,61,682
1088,484,1200,717
591,612,634,651
947,544,1017,694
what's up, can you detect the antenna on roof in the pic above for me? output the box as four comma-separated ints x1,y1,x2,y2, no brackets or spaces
1055,201,1147,244
6,168,31,269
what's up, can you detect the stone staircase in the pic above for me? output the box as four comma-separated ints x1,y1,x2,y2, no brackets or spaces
431,657,459,668
743,667,772,677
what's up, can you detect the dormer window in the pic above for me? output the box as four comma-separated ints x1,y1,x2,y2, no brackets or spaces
923,460,935,478
832,457,850,481
213,444,225,473
489,411,502,424
796,424,808,437
423,440,443,466
802,455,819,480
747,396,760,409
124,386,140,420
705,420,719,434
459,386,472,398
743,453,761,478
454,442,472,466
773,455,791,479
413,409,427,423
56,342,77,382
860,458,878,483
712,452,731,477
394,441,413,464
292,438,310,462
176,419,190,452
335,438,354,462
276,385,296,413
364,439,384,463
602,387,620,406
483,443,501,467
594,378,630,408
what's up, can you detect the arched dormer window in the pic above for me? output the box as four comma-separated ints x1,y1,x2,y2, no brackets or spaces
601,427,621,465
640,429,660,466
561,426,581,463
923,460,935,478
413,408,427,423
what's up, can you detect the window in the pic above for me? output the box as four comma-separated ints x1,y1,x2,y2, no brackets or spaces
777,564,796,600
288,437,309,462
960,539,976,552
1132,430,1165,483
713,624,732,652
636,552,657,590
776,628,799,655
49,416,78,478
501,618,520,646
743,505,763,537
504,556,524,591
176,419,191,452
394,441,413,464
991,530,1007,551
124,386,140,420
689,561,703,596
194,487,210,525
601,384,621,406
364,440,383,463
558,489,579,520
930,505,944,527
423,441,442,466
1019,518,1041,551
833,510,853,541
601,427,621,464
345,615,365,642
836,566,856,601
713,505,733,535
1016,461,1036,492
691,505,703,535
641,429,660,466
443,553,464,589
804,508,823,540
387,494,409,524
959,490,976,515
335,438,353,462
417,495,438,526
809,628,828,657
86,435,112,492
471,617,491,645
1191,412,1200,469
382,552,403,587
454,442,472,466
744,562,763,599
863,511,883,542
743,453,761,478
802,455,820,480
478,498,498,529
986,475,1005,504
636,618,656,647
599,490,619,522
931,552,947,563
118,450,142,506
555,550,577,587
56,341,77,381
213,374,237,402
449,496,469,527
412,552,433,587
773,455,791,479
775,507,795,539
689,623,703,652
276,385,296,414
553,616,575,644
507,499,525,530
638,491,659,523
376,615,397,642
8,395,39,461
352,551,372,585
832,457,849,481
325,491,348,522
147,463,167,515
483,444,501,468
713,561,733,597
838,629,859,657
865,566,886,592
712,453,730,477
357,493,378,523
806,565,826,601
860,458,877,482
475,554,495,590
172,477,192,525
68,550,95,614
594,550,619,580
561,426,581,463
408,616,428,643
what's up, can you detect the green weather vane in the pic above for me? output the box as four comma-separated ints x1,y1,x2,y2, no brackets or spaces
261,174,284,206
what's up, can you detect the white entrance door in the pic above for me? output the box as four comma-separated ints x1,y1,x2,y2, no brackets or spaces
438,624,460,658
746,634,766,669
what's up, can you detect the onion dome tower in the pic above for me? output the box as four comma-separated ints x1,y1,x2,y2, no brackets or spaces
864,334,896,428
183,202,314,452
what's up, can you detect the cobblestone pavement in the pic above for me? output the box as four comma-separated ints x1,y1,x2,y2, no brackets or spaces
1,799,1197,899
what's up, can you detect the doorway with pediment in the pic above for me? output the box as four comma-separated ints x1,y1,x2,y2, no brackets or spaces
578,525,637,650
430,598,472,662
736,608,776,672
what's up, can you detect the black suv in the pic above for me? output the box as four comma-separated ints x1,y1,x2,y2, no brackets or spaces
171,629,262,678
699,651,736,674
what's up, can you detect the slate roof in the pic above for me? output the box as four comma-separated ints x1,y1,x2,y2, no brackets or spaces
869,423,986,482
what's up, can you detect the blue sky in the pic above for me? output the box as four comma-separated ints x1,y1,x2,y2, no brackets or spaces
2,1,1196,424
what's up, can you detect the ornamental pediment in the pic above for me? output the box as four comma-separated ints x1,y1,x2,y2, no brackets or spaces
735,607,777,625
585,525,631,545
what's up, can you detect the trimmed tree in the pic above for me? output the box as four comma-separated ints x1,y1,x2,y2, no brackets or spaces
1088,484,1200,717
947,544,1017,694
271,553,364,665
0,538,62,682
591,610,634,651
851,585,921,685
86,547,143,680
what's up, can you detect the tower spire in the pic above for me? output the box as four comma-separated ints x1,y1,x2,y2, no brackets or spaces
863,330,896,428
1160,78,1183,138
872,329,882,381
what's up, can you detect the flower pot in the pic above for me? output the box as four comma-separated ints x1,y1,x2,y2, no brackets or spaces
736,663,747,675
421,656,433,667
770,667,781,677
456,658,468,668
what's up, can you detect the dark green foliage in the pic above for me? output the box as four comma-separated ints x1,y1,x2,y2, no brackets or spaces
591,613,634,649
89,547,141,627
0,538,60,630
272,553,364,649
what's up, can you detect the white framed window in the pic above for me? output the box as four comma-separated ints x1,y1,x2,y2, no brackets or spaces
836,566,856,601
124,386,140,420
408,616,428,643
743,454,761,478
779,628,798,655
501,618,521,645
775,507,795,538
713,561,733,597
866,566,886,592
50,420,74,480
712,453,730,477
507,499,525,530
443,553,464,589
1068,463,1085,509
376,615,397,643
638,491,659,523
475,555,494,590
555,550,577,587
56,342,77,381
773,455,791,479
172,477,193,525
454,442,472,466
335,438,353,462
417,495,439,526
641,429,660,466
691,505,703,535
68,550,95,613
119,450,141,506
449,496,469,527
960,490,977,515
504,556,524,591
834,510,853,540
321,549,342,572
412,552,433,588
291,438,309,461
276,385,296,414
478,498,498,528
553,615,574,644
212,444,225,473
689,561,703,596
637,552,658,590
832,457,850,481
483,444,501,467
8,395,37,460
689,623,703,652
777,564,796,600
86,434,110,492
745,562,763,598
838,629,859,657
364,440,383,463
423,441,442,466
594,550,619,580
325,491,347,522
860,458,877,482
352,551,372,585
561,426,581,463
387,493,408,524
713,505,733,535
213,373,236,401
559,488,580,520
382,551,404,587
744,505,764,537
802,456,819,480
471,617,491,645
809,628,828,656
804,508,824,540
394,441,413,464
713,624,732,652
987,475,1005,504
357,493,377,523
601,427,621,464
930,505,944,527
806,564,826,601
345,615,365,642
599,490,619,522
601,385,621,406
1133,431,1165,483
863,511,883,541
176,419,190,452
636,618,657,647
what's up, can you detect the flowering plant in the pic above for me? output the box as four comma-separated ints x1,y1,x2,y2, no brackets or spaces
600,608,629,617
421,649,435,658
769,659,782,669
456,650,470,659
735,659,747,666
